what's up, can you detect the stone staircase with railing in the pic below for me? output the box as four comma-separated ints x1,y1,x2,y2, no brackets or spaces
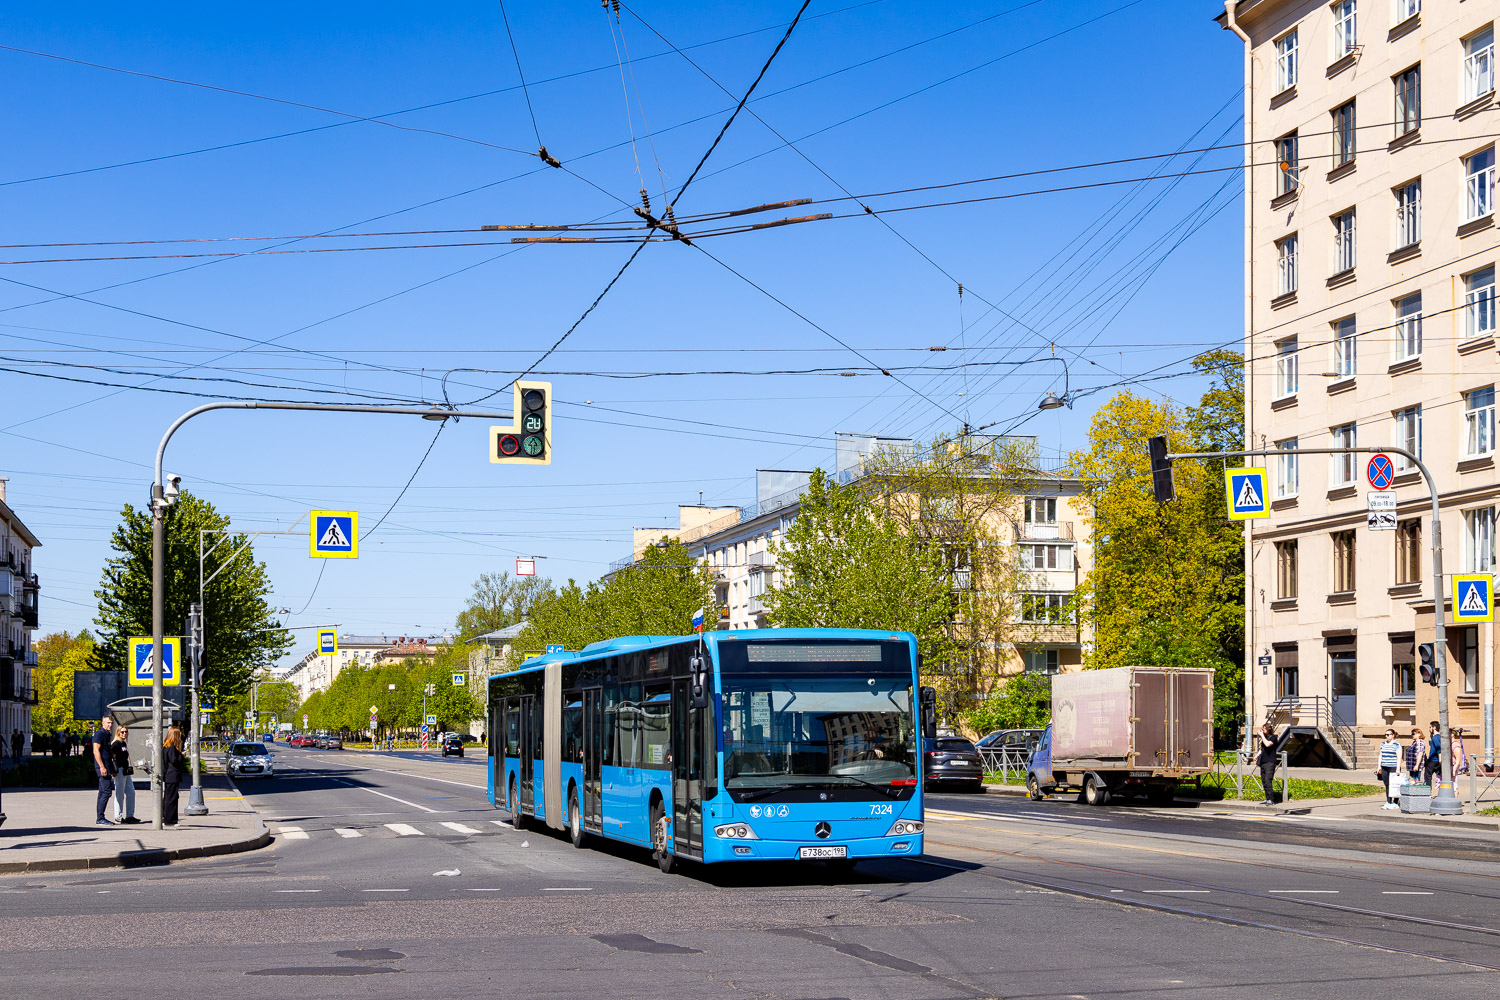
1264,695,1359,769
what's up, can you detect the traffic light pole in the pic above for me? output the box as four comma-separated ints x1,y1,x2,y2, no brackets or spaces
150,400,514,831
1167,444,1463,816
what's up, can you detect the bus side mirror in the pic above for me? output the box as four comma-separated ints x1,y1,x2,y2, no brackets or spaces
689,654,709,709
919,686,937,739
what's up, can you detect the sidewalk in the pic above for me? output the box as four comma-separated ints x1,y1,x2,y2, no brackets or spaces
0,774,269,873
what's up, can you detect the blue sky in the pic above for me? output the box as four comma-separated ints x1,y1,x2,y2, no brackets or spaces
1,1,1244,662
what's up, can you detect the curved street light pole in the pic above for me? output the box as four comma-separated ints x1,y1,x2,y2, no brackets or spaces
148,400,513,831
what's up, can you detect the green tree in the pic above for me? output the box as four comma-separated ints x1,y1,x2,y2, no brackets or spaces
963,672,1052,734
765,468,956,671
1069,350,1245,743
455,572,555,638
31,631,96,735
92,491,292,704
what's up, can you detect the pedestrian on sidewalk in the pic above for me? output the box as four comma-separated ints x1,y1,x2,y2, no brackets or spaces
1452,729,1469,777
1255,723,1279,805
10,729,22,762
1406,728,1426,783
1377,730,1402,809
1425,721,1443,788
90,715,116,826
160,727,186,826
110,726,139,824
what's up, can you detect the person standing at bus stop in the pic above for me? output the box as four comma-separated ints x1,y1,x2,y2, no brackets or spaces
1255,723,1279,805
90,715,116,826
160,727,186,826
1424,721,1443,789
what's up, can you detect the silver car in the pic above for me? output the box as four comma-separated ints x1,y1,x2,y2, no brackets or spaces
226,741,274,778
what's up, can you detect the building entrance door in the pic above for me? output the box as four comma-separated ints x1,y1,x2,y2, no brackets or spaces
1330,653,1357,728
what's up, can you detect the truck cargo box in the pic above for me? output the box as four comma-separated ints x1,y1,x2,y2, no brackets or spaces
1050,666,1213,774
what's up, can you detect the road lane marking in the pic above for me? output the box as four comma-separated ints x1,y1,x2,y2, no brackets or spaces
362,888,409,893
334,828,362,838
277,826,310,840
306,761,486,791
1267,889,1339,894
273,889,321,893
359,787,441,813
462,888,504,891
385,823,425,836
541,887,592,892
440,822,483,834
1142,889,1210,894
491,820,510,828
1383,891,1434,895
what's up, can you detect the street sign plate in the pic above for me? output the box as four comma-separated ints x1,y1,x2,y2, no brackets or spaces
1257,655,1272,666
1453,574,1493,623
1366,493,1397,531
309,510,359,558
127,636,181,687
451,672,465,686
1367,454,1395,490
545,643,564,654
425,714,437,725
1224,467,1269,520
317,628,338,655
516,557,536,577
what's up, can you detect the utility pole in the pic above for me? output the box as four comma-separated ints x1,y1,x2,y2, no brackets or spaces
148,399,517,830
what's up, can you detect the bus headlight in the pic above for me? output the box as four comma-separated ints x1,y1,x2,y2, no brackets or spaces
885,819,924,836
713,823,759,840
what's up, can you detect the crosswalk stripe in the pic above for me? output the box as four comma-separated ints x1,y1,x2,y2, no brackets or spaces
385,823,425,836
491,820,510,828
277,826,310,840
334,828,362,838
441,822,483,834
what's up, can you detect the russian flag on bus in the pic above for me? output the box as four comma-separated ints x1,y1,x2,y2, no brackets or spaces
692,608,704,632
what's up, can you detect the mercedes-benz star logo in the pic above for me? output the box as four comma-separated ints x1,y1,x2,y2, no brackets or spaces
814,821,832,839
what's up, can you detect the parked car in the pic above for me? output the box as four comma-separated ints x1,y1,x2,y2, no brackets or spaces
976,728,1044,757
323,736,343,750
289,734,313,748
922,736,984,791
226,741,274,779
440,734,465,758
458,734,478,744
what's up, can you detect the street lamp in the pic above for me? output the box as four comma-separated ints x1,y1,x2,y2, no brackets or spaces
148,399,516,831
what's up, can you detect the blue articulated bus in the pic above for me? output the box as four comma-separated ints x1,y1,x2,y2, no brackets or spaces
487,628,932,872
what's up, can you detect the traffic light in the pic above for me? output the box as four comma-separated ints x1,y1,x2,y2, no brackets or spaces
491,380,551,465
1148,435,1175,503
186,603,204,688
1418,643,1438,685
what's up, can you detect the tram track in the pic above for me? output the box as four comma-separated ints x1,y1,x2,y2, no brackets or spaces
914,837,1500,973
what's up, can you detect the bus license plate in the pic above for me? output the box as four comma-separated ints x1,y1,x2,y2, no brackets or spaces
798,845,847,860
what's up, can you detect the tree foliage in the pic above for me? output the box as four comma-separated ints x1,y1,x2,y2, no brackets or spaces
454,572,556,638
30,631,97,735
92,491,291,703
963,672,1052,734
297,647,482,736
1069,351,1245,741
508,540,717,661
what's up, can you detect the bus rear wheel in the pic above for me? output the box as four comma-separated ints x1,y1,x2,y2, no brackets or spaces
569,788,586,849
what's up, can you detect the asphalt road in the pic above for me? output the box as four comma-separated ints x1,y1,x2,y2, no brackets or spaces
1,748,1495,998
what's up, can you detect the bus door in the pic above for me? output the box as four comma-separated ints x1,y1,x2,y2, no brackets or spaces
582,687,603,833
671,677,702,857
518,694,535,814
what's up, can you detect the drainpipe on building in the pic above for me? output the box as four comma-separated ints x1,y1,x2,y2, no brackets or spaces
1224,1,1255,753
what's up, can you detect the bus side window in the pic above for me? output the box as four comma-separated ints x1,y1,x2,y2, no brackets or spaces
504,708,520,758
642,683,670,767
621,682,641,768
603,685,619,767
563,703,582,762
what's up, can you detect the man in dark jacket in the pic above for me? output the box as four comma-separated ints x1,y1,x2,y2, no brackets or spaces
90,716,116,825
1425,721,1443,787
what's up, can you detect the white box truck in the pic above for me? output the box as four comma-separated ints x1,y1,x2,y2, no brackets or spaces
1025,665,1214,805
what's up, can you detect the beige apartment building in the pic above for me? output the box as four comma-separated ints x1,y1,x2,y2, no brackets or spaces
1220,0,1496,767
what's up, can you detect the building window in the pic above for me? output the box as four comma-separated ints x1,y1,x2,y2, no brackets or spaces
1393,293,1422,360
1332,102,1356,166
1275,133,1299,197
1465,506,1495,572
1020,593,1071,624
1275,540,1298,599
1465,386,1496,456
1275,337,1299,397
1275,647,1300,699
1466,147,1496,221
1275,29,1298,91
1394,181,1420,248
1466,266,1496,340
1276,235,1298,295
1332,1,1357,57
1395,519,1421,584
1024,497,1057,526
1393,405,1422,470
1464,26,1494,103
1394,65,1421,136
1333,211,1357,273
1332,316,1357,377
1024,649,1060,675
1021,543,1073,571
1332,531,1357,593
1459,627,1479,694
1276,438,1299,497
1394,0,1419,22
1392,637,1415,699
1331,423,1357,485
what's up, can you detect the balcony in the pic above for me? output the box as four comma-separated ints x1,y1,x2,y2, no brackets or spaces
22,605,37,628
712,567,729,583
1014,521,1075,542
747,595,767,615
951,569,973,592
747,550,775,570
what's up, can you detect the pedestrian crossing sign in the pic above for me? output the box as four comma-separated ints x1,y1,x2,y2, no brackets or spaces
127,636,181,687
1224,467,1269,520
1453,574,1493,623
309,510,359,558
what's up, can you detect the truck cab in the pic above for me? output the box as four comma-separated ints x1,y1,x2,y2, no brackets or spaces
1025,725,1054,799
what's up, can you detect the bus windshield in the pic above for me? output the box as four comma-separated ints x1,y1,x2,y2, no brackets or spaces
721,674,916,792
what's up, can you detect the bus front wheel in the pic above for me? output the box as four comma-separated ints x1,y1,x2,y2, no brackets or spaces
651,803,674,874
510,781,525,830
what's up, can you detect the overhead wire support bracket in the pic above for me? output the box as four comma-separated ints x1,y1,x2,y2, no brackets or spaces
537,145,562,168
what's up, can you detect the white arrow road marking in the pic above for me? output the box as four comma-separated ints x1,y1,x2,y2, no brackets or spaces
440,822,482,834
385,823,425,836
334,828,362,838
433,869,461,877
